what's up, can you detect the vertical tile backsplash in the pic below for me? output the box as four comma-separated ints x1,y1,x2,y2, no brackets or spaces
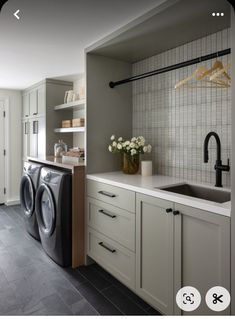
132,29,231,187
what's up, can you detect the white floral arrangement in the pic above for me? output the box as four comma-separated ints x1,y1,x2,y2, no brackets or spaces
108,135,152,156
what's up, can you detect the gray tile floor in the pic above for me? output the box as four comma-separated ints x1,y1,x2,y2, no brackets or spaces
0,205,160,316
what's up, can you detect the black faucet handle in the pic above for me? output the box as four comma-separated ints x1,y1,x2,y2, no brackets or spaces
227,158,230,167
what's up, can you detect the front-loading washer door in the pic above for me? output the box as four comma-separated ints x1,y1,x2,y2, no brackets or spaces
20,175,35,217
36,183,56,238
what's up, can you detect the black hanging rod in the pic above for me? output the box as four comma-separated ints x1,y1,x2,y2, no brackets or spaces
109,48,231,88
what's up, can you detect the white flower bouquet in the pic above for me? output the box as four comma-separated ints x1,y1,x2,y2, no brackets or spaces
108,135,152,156
108,135,152,174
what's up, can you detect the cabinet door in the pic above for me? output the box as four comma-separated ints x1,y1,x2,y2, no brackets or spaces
37,85,45,116
29,90,38,116
22,94,30,118
37,117,46,158
29,117,46,158
29,119,38,157
174,204,230,315
22,120,30,160
136,193,174,314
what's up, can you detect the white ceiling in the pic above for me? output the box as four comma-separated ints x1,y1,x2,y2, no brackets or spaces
0,0,162,90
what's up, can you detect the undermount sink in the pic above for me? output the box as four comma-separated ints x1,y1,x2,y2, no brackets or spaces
158,183,231,204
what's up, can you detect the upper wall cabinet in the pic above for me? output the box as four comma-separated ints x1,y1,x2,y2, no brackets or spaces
29,90,38,117
22,94,30,118
22,84,46,119
37,85,46,116
22,79,74,161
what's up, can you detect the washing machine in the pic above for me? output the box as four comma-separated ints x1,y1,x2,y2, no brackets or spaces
20,162,43,240
35,167,72,267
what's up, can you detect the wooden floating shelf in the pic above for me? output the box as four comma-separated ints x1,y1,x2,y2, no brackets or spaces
54,127,85,133
54,99,86,111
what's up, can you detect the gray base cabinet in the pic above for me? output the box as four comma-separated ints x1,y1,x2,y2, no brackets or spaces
136,193,231,315
136,194,174,314
86,180,136,290
174,203,230,315
86,180,231,315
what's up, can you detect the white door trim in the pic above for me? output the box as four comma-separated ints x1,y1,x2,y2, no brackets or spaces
0,97,9,205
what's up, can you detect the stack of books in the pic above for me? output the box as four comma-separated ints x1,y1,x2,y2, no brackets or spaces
62,147,85,164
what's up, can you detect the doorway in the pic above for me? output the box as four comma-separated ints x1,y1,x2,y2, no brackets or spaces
0,99,5,204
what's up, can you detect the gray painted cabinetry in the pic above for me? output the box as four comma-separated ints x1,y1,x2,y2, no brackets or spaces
136,193,230,315
136,194,174,314
86,179,231,315
86,180,136,290
22,79,73,162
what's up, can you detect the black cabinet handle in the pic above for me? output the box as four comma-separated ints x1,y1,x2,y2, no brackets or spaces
98,190,116,198
98,209,116,219
98,242,116,253
173,210,180,215
166,208,173,213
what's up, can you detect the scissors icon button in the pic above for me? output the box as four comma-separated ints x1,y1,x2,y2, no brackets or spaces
206,287,230,311
212,293,223,304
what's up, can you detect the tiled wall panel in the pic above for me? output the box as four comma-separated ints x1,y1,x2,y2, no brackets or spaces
132,29,231,187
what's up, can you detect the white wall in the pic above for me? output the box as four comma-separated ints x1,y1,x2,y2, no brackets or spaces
0,89,22,205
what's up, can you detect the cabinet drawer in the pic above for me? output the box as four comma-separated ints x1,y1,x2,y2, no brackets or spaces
87,180,135,212
87,197,135,251
87,227,135,290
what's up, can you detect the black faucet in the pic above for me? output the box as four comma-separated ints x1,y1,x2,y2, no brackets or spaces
203,132,230,187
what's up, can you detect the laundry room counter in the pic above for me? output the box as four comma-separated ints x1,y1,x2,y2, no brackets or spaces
28,156,85,171
28,156,85,269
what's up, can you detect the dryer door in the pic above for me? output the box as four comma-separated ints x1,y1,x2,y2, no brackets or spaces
20,175,35,217
36,183,56,237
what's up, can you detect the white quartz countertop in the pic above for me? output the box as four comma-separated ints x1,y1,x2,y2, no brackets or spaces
86,172,231,217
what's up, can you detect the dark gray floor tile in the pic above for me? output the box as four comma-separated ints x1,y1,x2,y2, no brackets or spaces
0,285,21,315
70,298,99,315
0,268,8,288
78,281,122,315
102,286,148,315
49,275,84,306
3,307,24,315
10,275,56,310
78,265,112,291
41,293,72,315
146,305,162,315
91,263,122,286
61,267,88,289
0,204,157,316
92,263,153,312
23,302,48,316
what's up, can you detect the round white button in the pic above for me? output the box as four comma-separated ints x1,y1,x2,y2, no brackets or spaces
176,286,201,312
205,286,230,312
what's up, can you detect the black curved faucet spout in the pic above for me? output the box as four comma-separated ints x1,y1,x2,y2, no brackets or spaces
203,132,230,187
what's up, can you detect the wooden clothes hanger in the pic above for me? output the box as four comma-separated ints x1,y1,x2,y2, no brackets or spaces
203,60,230,80
174,65,229,89
175,60,231,89
209,63,231,84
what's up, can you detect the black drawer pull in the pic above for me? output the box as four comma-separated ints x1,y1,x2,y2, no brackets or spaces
98,209,116,218
166,208,173,213
98,242,116,253
173,210,180,216
98,190,116,198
